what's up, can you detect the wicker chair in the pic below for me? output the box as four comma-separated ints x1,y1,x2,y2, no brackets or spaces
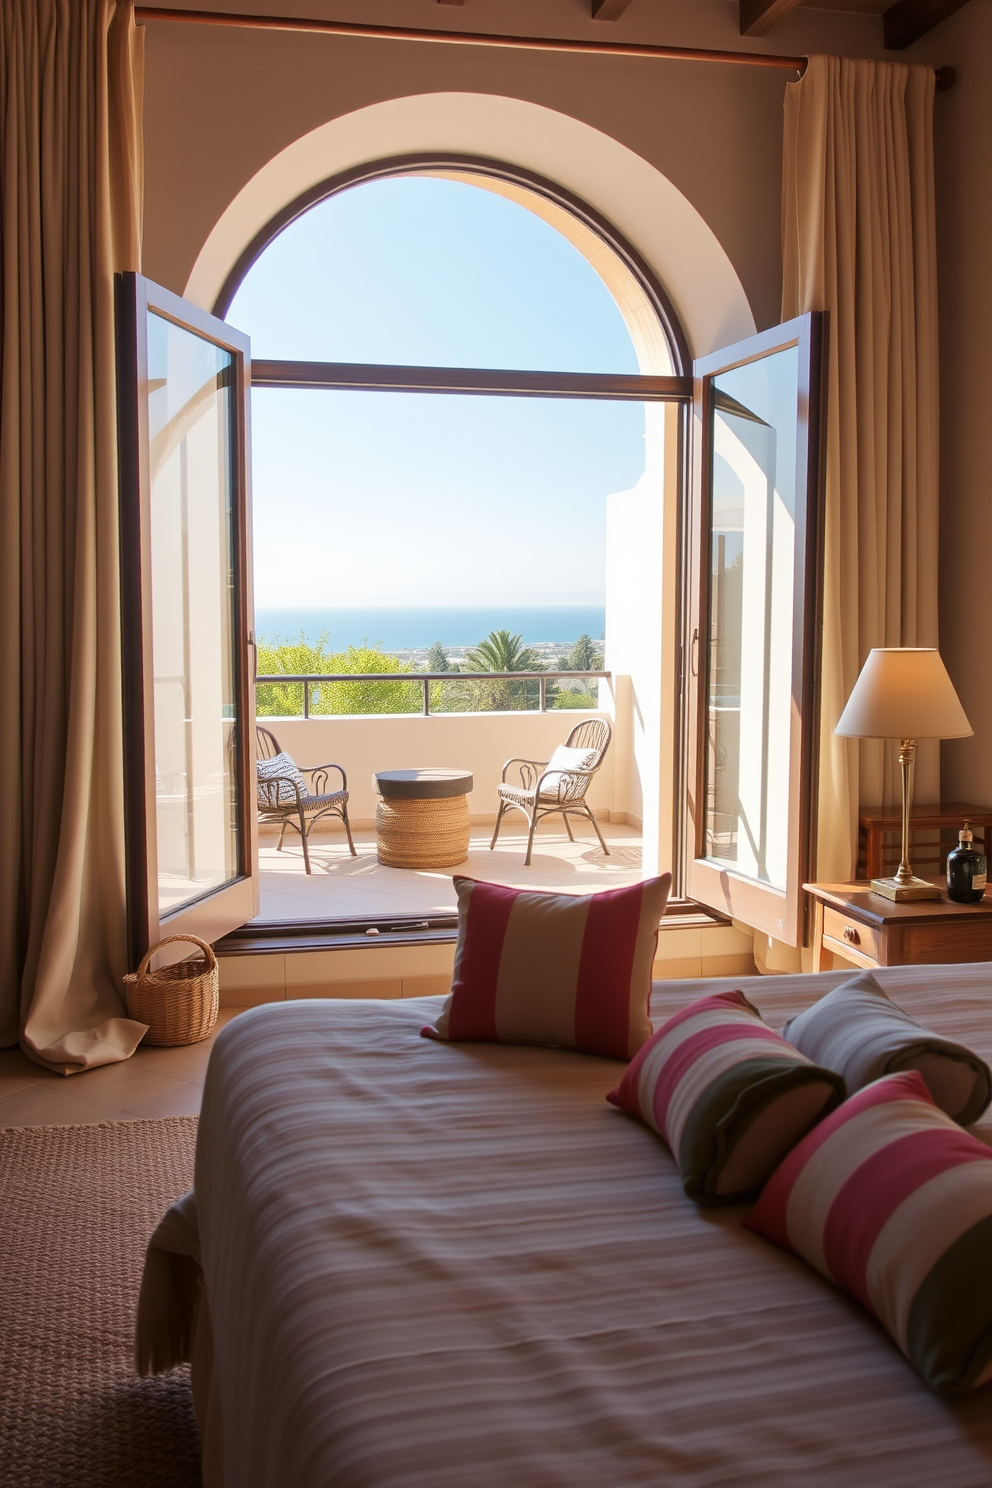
256,725,356,874
490,718,613,867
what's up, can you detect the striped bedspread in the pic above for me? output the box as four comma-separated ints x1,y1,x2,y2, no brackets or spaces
148,963,992,1486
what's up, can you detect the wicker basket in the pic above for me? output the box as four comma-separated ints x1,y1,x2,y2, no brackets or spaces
124,934,219,1047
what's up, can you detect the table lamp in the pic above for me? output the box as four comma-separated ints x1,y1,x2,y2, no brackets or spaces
835,648,972,901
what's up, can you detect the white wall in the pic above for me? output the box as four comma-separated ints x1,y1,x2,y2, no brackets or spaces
263,708,617,826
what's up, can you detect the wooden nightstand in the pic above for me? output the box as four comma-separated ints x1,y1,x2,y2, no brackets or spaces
805,882,992,972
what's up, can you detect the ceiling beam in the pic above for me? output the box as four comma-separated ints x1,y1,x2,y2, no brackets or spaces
739,0,805,37
591,0,634,19
883,0,970,49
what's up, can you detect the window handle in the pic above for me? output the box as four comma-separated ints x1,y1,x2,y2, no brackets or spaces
690,628,699,678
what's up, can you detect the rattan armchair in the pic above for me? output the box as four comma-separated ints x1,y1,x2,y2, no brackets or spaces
490,717,613,866
256,725,356,874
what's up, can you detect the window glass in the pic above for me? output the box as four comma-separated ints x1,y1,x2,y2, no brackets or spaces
704,344,800,890
147,309,239,914
228,176,640,373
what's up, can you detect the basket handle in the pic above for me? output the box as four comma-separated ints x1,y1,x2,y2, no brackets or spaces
135,934,218,984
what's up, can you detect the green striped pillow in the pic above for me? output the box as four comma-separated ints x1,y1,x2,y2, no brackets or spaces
607,990,845,1203
744,1070,992,1394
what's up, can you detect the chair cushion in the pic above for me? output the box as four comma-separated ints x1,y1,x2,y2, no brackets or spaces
422,874,671,1060
783,970,991,1125
607,990,845,1203
744,1070,992,1394
540,744,599,794
257,752,308,806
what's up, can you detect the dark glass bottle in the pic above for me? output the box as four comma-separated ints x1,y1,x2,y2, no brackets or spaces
946,822,987,904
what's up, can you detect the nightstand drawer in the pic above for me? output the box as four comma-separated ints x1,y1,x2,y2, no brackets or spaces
821,906,879,964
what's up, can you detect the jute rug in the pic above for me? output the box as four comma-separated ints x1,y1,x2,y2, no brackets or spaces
0,1117,200,1487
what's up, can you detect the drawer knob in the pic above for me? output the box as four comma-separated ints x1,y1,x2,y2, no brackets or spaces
843,925,860,945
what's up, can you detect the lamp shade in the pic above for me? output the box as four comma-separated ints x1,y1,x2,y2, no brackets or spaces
835,649,972,740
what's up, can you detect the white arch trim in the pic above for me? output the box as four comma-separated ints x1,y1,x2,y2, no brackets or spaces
184,92,754,360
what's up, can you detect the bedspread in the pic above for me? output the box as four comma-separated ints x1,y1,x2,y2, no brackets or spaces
139,962,992,1487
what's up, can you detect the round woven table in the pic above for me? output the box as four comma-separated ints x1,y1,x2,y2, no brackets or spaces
374,768,473,869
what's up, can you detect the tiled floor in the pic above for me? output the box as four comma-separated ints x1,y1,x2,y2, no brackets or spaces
255,820,644,922
0,1009,244,1129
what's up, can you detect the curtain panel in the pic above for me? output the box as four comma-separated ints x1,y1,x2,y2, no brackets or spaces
782,55,940,888
0,0,146,1071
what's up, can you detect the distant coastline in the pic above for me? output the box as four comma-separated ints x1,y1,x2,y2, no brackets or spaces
254,606,606,654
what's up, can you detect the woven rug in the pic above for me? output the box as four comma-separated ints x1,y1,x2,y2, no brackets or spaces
0,1117,200,1487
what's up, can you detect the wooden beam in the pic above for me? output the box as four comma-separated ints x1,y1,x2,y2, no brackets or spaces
739,0,805,38
883,0,970,49
591,0,634,20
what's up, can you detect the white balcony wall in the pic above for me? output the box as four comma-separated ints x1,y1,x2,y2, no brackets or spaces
259,709,616,825
604,402,680,878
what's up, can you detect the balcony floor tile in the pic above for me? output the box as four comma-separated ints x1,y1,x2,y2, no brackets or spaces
254,823,644,923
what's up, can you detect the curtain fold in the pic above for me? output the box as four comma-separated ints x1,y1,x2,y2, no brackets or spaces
0,0,146,1071
782,55,940,887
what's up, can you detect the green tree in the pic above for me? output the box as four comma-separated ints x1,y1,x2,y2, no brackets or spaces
462,629,542,711
564,633,604,672
426,641,450,672
256,633,421,716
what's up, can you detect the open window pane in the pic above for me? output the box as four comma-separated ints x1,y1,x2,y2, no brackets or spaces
147,311,239,913
687,314,822,945
118,274,258,961
705,346,799,889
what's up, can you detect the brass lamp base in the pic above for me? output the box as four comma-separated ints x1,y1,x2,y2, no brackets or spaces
871,874,941,902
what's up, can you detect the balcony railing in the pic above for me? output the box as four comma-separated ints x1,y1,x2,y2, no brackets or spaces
255,670,610,719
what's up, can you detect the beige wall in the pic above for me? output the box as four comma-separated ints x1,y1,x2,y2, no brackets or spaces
904,2,992,805
140,0,887,333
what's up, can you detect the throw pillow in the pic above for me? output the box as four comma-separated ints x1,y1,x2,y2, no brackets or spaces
539,744,600,795
783,970,991,1125
607,990,845,1203
421,874,671,1059
257,752,308,806
744,1070,992,1394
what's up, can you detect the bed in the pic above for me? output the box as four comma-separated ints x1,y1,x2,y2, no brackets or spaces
139,963,992,1487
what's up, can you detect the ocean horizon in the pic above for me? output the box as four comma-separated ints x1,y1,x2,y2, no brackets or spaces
255,606,606,652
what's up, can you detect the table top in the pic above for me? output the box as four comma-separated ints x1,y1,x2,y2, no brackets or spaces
804,881,992,926
858,801,992,828
375,768,474,801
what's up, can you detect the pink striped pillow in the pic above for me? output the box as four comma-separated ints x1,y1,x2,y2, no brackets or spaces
607,990,845,1202
744,1071,992,1394
421,874,671,1059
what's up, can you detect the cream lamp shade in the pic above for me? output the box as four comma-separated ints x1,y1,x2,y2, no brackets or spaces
835,649,972,741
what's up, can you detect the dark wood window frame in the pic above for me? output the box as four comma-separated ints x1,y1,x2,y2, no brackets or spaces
211,153,719,950
683,311,825,948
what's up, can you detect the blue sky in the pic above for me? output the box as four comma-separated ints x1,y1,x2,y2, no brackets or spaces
228,176,645,607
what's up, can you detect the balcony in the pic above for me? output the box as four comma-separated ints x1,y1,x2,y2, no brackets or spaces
252,668,643,924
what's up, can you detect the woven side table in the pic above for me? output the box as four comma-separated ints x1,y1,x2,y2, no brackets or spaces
375,769,473,869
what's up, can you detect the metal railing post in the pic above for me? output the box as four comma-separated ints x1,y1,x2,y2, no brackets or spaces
303,679,310,719
539,676,547,712
422,677,430,716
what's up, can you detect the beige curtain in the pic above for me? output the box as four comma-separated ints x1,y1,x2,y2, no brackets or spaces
782,55,940,888
0,0,147,1071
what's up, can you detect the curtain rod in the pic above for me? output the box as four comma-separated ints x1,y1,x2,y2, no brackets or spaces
132,8,955,90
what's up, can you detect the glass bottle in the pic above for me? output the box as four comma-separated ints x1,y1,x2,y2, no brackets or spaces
946,822,987,905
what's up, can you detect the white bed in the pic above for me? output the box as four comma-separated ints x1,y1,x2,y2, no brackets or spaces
139,963,992,1487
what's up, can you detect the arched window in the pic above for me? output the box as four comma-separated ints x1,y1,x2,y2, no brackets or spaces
220,160,688,674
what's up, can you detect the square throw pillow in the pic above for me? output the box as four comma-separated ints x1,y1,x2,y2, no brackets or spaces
744,1070,992,1395
540,745,599,795
421,874,671,1060
607,990,845,1203
256,752,308,806
783,970,991,1125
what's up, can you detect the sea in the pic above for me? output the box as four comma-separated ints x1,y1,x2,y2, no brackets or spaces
254,606,606,653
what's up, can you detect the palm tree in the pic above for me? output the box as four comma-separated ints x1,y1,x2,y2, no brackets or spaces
463,629,541,711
